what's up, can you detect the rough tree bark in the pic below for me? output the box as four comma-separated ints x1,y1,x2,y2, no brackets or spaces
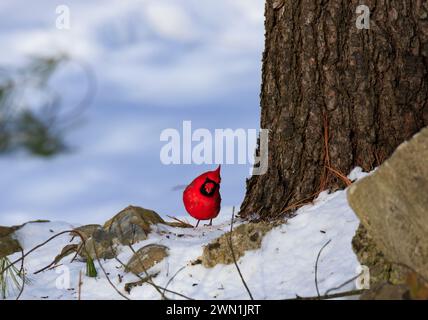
240,0,428,219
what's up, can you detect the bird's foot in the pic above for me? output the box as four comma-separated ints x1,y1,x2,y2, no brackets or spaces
204,219,213,227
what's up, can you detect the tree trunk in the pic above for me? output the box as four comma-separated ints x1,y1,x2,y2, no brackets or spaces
240,0,428,219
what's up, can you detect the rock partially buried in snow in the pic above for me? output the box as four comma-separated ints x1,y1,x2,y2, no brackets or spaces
1,221,50,258
104,206,165,245
352,224,407,285
0,226,20,237
0,224,31,258
78,206,167,260
0,227,21,259
201,222,275,268
348,127,428,280
125,244,169,275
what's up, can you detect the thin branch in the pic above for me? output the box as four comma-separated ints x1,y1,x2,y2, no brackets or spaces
4,227,128,301
114,245,193,300
78,270,82,300
92,240,131,300
104,221,168,299
104,222,192,300
227,206,254,300
315,239,331,298
163,266,186,296
166,215,193,228
285,289,364,300
0,229,87,301
324,272,363,296
124,273,159,294
1,230,86,276
34,260,58,275
34,244,78,275
16,248,25,300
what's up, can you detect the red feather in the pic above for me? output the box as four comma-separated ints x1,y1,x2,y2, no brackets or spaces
183,165,221,221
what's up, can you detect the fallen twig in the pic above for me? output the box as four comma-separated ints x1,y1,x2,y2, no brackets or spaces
16,248,25,300
112,246,193,300
92,240,131,300
285,289,364,300
166,216,194,228
124,272,159,294
227,207,254,300
0,230,86,277
163,266,186,296
324,272,363,296
78,270,82,300
102,222,192,300
315,239,331,298
34,244,78,275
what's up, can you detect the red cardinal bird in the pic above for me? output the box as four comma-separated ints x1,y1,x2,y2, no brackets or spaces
183,165,221,227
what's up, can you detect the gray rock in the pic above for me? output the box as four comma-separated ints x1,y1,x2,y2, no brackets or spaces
348,127,428,280
80,228,119,260
125,244,169,275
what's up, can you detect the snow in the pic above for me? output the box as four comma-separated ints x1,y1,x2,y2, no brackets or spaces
5,168,366,300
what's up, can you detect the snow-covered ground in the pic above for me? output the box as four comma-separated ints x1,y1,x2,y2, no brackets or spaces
5,169,368,300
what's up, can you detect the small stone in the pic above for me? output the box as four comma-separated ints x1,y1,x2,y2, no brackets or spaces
125,244,169,275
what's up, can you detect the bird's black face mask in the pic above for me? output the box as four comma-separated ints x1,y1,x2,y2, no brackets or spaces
200,178,219,197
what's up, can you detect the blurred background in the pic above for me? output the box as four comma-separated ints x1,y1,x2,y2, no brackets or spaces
0,0,264,225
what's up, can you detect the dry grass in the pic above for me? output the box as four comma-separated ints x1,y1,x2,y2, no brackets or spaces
166,215,194,228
